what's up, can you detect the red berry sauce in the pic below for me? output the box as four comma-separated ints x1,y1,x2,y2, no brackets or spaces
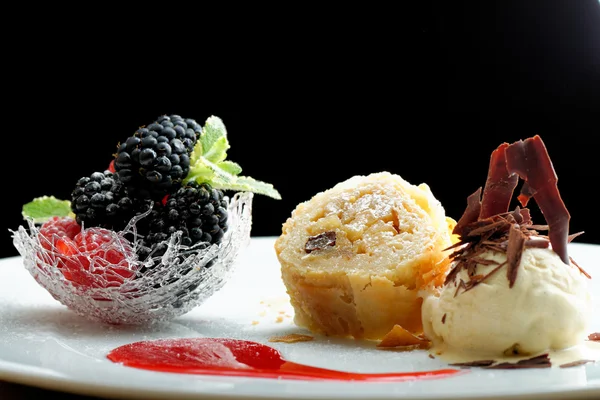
107,338,462,382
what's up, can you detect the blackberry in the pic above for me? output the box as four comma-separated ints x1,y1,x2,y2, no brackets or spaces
138,181,229,263
164,181,229,246
71,171,131,230
114,114,201,200
71,170,154,233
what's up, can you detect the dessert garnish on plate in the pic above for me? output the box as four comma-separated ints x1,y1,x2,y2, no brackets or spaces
421,135,594,368
12,115,280,325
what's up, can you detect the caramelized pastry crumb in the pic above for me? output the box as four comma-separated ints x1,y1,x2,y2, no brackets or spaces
269,333,314,343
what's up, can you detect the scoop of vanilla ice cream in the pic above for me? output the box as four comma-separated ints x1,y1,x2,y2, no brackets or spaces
422,247,592,357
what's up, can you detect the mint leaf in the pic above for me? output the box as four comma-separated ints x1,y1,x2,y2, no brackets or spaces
190,116,229,166
185,115,281,200
187,157,235,185
212,176,282,199
216,160,243,176
200,116,227,158
187,156,281,199
22,196,74,223
204,135,230,164
185,163,215,184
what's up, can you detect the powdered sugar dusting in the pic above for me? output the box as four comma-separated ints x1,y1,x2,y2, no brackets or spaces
12,191,253,325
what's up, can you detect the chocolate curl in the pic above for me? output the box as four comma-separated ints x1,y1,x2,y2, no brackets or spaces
505,135,571,265
506,224,526,288
479,142,519,220
486,353,552,369
453,187,482,236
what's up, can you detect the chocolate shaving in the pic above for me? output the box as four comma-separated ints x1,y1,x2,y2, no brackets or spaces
453,279,467,297
587,333,600,341
450,354,552,369
529,224,549,231
571,258,591,279
467,220,510,237
443,241,469,252
506,224,526,288
479,142,519,219
485,353,551,369
449,359,495,368
444,263,461,286
559,359,594,368
480,241,507,253
568,231,585,243
464,262,506,294
446,135,589,291
512,206,531,225
466,260,478,277
524,237,550,248
441,313,446,324
452,188,482,236
468,257,500,266
505,135,571,265
305,231,336,253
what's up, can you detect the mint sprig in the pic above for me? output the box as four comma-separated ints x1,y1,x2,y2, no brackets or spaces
21,115,280,225
22,196,74,223
185,115,281,199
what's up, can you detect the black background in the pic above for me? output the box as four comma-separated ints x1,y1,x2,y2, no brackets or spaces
4,1,600,259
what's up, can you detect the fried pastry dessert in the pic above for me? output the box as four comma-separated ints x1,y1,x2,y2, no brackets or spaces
275,172,455,340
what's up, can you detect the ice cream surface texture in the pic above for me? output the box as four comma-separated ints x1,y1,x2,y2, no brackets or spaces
422,247,592,357
274,171,455,340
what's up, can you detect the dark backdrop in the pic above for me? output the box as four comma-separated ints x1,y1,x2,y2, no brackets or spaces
4,2,600,259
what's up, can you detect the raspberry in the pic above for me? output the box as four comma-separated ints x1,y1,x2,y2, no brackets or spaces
61,228,137,289
38,216,81,251
36,217,81,276
37,218,137,292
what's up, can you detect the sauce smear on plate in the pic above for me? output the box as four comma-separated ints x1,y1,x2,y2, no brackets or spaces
107,338,461,381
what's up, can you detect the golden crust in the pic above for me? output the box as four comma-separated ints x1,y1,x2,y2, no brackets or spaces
275,172,453,340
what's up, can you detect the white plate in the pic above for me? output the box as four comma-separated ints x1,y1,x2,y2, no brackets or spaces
1,237,599,400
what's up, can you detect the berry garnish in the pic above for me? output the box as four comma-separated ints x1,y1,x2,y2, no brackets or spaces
38,216,81,251
70,170,131,231
23,115,279,258
61,227,136,289
136,181,229,267
35,216,81,276
114,115,201,200
36,216,136,292
15,114,275,323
